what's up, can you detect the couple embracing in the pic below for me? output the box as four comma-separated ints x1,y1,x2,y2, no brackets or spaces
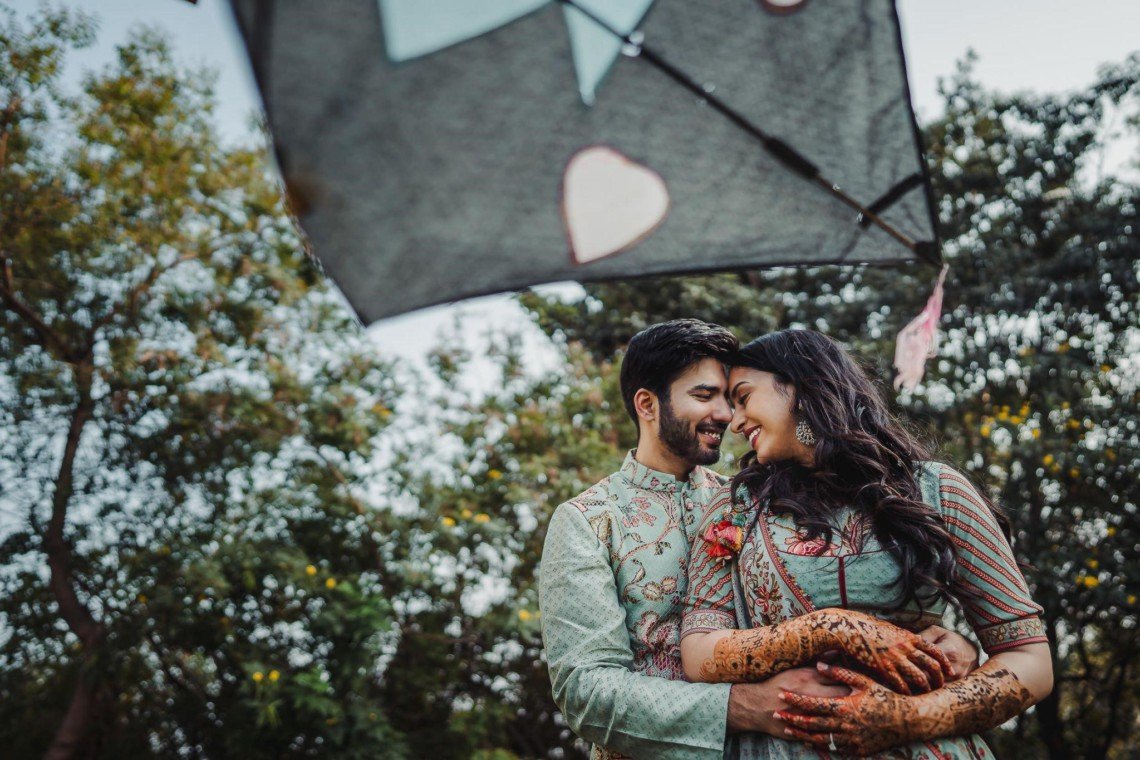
538,320,1052,759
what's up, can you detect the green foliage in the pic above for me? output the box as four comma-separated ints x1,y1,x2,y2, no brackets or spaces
0,7,406,756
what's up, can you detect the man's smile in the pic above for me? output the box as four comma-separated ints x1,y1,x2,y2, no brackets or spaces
697,423,725,447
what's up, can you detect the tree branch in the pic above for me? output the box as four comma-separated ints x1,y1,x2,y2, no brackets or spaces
89,251,197,336
43,361,103,646
0,259,75,360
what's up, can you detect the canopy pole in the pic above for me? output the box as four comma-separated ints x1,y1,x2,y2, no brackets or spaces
556,0,941,267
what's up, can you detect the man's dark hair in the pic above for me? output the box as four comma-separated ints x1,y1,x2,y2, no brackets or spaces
620,319,738,434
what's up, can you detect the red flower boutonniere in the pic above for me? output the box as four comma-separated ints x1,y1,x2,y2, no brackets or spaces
703,511,747,562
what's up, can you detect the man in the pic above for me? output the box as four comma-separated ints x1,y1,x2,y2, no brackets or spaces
538,319,977,759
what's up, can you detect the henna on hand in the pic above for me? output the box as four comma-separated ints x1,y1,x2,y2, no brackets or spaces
702,608,951,696
775,660,1036,757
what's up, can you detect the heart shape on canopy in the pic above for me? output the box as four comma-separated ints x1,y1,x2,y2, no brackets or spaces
562,145,670,265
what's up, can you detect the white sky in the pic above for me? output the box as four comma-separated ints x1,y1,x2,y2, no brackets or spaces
27,0,1140,371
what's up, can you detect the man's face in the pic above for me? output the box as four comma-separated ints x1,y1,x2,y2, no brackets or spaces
657,358,733,466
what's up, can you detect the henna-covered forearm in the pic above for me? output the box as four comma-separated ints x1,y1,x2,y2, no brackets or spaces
908,660,1034,738
778,659,1038,756
703,608,950,695
703,612,833,682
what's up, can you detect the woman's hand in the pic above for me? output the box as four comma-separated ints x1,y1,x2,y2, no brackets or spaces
776,648,1048,757
776,662,919,756
812,609,952,695
683,609,951,693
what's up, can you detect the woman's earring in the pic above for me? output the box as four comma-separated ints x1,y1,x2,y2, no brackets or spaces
795,419,817,447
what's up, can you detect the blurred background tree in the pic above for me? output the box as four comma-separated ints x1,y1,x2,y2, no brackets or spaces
0,7,405,757
1,3,1137,758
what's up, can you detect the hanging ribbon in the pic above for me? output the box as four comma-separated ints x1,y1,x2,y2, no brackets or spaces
894,264,949,391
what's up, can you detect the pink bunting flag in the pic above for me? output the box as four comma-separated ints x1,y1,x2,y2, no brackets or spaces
893,265,949,391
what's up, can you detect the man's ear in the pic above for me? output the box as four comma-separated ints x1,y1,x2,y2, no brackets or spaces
633,388,658,422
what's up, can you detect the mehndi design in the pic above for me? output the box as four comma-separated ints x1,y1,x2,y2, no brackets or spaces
702,608,951,695
776,660,1035,756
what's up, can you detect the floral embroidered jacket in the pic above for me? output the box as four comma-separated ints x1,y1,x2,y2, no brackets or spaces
539,451,732,760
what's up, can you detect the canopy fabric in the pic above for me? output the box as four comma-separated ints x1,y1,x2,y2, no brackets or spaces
229,0,939,323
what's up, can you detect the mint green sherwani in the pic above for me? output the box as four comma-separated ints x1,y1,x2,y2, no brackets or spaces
539,452,732,759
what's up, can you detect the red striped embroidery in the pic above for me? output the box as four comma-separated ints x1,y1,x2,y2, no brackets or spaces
944,517,1030,592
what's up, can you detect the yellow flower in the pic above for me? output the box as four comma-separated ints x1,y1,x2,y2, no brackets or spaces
487,469,503,480
1067,419,1081,430
1031,429,1041,439
252,671,264,682
306,565,317,576
1087,559,1099,570
474,513,491,523
1069,467,1080,479
997,411,1010,422
372,403,392,418
1019,404,1030,416
1106,449,1117,461
1061,401,1071,409
269,670,280,682
325,578,337,590
1081,576,1099,589
1129,595,1137,605
1050,463,1061,475
1042,454,1055,466
460,508,474,519
1101,364,1112,373
441,516,457,527
980,426,992,438
1010,416,1024,425
1106,527,1117,537
137,594,148,605
518,610,532,621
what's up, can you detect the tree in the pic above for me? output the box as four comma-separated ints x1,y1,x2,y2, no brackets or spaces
0,7,406,756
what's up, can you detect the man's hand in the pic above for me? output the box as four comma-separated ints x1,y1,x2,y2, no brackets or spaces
918,625,979,680
727,667,850,736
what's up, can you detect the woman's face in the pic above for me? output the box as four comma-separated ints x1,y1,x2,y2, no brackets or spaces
727,366,814,467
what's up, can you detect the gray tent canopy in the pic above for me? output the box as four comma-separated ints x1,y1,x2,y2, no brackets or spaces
228,0,940,324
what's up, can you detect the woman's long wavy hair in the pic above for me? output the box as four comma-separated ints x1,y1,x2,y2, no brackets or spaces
730,329,1008,615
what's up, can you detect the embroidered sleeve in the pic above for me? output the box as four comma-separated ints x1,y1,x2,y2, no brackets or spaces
937,466,1048,654
682,486,738,637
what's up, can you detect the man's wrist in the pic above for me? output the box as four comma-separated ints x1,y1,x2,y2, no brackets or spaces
726,684,749,733
726,683,781,736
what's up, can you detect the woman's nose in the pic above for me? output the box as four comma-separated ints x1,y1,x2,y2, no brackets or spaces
730,406,746,435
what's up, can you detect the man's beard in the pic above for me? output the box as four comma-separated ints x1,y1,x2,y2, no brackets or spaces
658,398,723,466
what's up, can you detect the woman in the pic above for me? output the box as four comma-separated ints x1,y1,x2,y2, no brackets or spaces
680,329,1052,758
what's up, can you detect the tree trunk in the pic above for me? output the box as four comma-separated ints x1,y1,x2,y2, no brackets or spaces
43,666,98,760
1035,622,1068,760
43,362,105,759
